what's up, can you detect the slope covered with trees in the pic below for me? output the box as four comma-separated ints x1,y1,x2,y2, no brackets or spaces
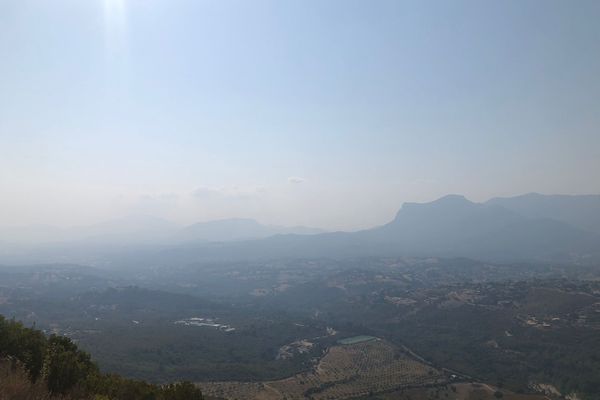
0,315,203,400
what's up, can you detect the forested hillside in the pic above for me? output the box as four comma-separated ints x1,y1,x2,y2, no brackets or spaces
0,315,203,400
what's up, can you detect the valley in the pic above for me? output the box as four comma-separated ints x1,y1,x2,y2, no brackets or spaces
3,1,599,398
1,258,598,399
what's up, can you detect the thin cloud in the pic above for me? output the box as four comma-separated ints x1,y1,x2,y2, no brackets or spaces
288,177,305,184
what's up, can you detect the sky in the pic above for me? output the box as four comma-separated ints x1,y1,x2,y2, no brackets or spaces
1,0,599,231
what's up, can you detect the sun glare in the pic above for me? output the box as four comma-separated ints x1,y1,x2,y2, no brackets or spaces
103,0,127,29
104,0,125,13
103,0,128,45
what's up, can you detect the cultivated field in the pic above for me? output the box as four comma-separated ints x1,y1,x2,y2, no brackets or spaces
198,339,446,400
364,382,551,400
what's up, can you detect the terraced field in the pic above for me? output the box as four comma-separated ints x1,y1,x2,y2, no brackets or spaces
198,339,446,400
363,382,551,400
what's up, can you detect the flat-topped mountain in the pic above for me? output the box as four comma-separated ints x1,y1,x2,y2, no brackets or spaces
360,194,596,261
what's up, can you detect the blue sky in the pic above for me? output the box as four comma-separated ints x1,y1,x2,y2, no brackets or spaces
1,0,599,230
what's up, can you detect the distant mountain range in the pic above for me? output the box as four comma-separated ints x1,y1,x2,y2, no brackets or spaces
1,193,599,265
0,216,324,245
174,218,324,243
486,193,600,234
144,193,600,265
359,194,599,261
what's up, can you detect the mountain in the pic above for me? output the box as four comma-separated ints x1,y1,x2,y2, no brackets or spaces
359,194,598,260
0,216,323,246
144,194,600,265
365,194,523,247
174,218,324,243
487,193,600,233
0,217,324,266
1,194,598,266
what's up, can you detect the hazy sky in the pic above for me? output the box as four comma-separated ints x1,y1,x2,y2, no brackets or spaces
1,0,599,230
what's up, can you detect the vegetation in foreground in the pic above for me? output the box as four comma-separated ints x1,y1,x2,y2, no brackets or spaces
0,315,203,400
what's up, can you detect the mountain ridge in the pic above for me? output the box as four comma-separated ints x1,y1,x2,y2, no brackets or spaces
0,193,599,266
147,193,600,264
486,193,600,233
175,217,325,243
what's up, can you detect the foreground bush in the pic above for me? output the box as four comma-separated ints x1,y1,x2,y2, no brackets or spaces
0,316,203,400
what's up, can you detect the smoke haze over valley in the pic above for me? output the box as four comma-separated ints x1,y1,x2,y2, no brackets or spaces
1,1,600,400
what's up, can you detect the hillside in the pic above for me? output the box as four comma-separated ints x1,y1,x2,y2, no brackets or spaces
487,193,600,234
0,315,203,400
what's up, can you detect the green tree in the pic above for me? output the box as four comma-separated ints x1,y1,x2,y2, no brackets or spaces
42,335,97,394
